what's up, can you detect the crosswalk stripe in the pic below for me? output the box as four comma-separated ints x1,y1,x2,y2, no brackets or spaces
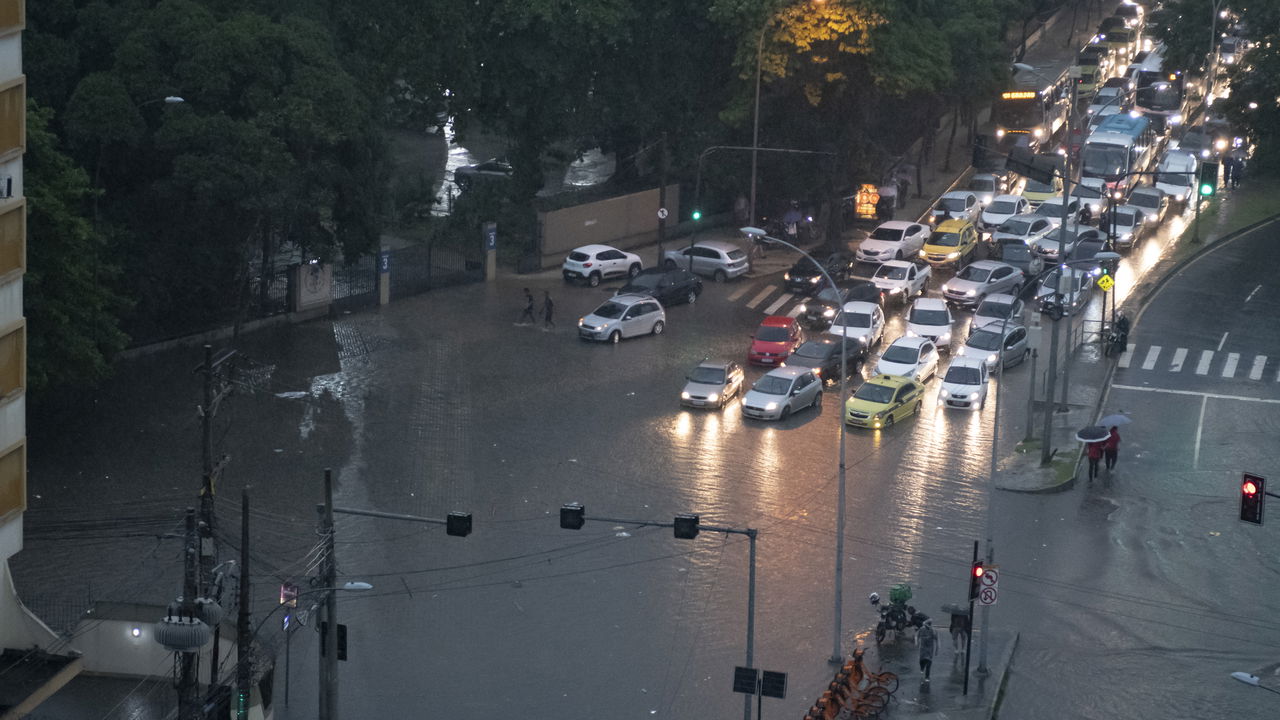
1117,344,1135,368
786,304,804,318
728,285,753,302
1196,350,1213,375
765,292,794,315
1169,348,1188,372
1222,352,1240,378
1250,355,1267,381
1141,346,1162,370
746,287,774,309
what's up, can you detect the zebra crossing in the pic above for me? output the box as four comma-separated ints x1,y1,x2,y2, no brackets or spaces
1117,344,1280,382
729,283,810,318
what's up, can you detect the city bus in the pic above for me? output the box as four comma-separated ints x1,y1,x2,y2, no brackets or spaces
991,68,1071,148
1129,47,1187,134
1080,113,1157,196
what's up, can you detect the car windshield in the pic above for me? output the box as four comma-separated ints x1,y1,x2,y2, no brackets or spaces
793,342,831,360
1082,145,1129,176
999,218,1034,235
1129,194,1159,209
789,260,817,274
727,249,748,261
1156,170,1192,186
1033,201,1063,216
870,227,904,242
969,179,996,193
854,383,896,404
756,326,791,342
967,330,1002,351
1114,211,1139,227
840,312,872,329
956,266,992,282
753,375,793,395
1074,185,1104,198
945,366,983,385
1000,244,1032,263
909,308,950,326
689,366,726,384
988,200,1019,214
939,197,969,211
929,232,963,247
814,287,842,303
978,299,1015,318
875,264,908,280
592,301,626,319
1024,178,1057,193
881,344,921,364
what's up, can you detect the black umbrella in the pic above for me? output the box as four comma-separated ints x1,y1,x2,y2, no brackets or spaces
941,603,970,616
1075,425,1109,443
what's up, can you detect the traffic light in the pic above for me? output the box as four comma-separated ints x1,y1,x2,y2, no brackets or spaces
1240,474,1265,525
1198,160,1220,196
691,209,702,221
674,514,700,539
560,503,585,530
968,561,985,600
446,511,472,537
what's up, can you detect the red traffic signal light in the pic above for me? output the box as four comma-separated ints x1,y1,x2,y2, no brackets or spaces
968,561,985,600
1240,474,1265,525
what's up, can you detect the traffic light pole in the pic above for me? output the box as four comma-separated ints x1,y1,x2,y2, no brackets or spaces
963,540,978,695
559,507,758,720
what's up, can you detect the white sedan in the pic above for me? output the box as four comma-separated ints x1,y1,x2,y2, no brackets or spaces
929,191,981,225
874,336,939,382
856,221,931,263
979,195,1030,231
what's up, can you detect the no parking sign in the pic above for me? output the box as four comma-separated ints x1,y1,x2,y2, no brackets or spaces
977,566,1000,606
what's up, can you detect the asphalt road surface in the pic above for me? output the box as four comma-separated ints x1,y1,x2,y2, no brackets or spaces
15,204,1279,719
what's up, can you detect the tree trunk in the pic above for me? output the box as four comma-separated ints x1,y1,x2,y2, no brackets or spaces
944,110,959,172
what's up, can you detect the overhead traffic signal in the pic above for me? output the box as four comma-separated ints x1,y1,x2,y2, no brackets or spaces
560,503,585,530
1240,474,1265,525
1198,160,1220,197
674,514,700,539
968,561,985,600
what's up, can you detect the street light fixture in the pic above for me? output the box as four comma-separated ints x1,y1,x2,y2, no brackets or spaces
1232,671,1280,696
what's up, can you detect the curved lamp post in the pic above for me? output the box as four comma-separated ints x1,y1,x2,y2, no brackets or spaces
1232,671,1280,696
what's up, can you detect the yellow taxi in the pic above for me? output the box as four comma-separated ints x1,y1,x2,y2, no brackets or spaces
920,219,979,268
1021,172,1064,207
844,374,926,429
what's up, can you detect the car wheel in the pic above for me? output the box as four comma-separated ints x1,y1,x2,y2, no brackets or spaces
914,400,923,415
652,320,664,336
609,330,621,344
780,405,792,420
894,251,903,261
714,269,728,283
588,272,602,288
686,290,698,305
1022,348,1031,365
884,415,895,428
628,263,642,278
813,392,822,410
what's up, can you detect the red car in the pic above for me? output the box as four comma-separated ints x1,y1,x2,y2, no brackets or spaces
748,316,805,366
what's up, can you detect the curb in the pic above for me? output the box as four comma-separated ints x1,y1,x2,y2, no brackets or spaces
985,631,1021,720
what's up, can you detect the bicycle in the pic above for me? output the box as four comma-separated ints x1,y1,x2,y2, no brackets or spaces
847,647,900,694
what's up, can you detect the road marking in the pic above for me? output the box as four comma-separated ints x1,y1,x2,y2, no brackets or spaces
1217,332,1229,351
728,285,753,302
764,292,794,315
746,287,775,309
1112,384,1280,405
1250,355,1267,381
1195,350,1213,375
1245,284,1261,303
1141,346,1162,370
1169,348,1188,372
1117,344,1135,368
1193,395,1207,469
1222,352,1240,378
786,304,804,318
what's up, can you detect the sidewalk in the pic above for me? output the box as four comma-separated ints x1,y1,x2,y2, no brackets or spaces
858,631,1019,720
995,177,1280,493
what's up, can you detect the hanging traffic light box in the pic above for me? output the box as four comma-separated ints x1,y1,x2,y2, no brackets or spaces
1198,160,1220,197
1240,474,1265,525
968,561,985,600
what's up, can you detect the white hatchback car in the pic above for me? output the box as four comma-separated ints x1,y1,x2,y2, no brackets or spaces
857,221,930,263
959,322,1031,370
979,195,1030,231
973,294,1025,330
827,301,885,347
562,244,643,287
741,366,823,421
577,294,666,343
906,297,955,348
941,261,1024,308
930,191,981,225
939,357,990,410
874,336,939,382
662,240,750,282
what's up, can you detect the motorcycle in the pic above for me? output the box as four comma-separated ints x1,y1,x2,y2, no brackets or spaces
869,591,929,644
1104,312,1130,357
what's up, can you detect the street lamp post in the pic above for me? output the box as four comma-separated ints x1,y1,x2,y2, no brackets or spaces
739,226,850,664
1207,0,1228,99
1231,671,1280,696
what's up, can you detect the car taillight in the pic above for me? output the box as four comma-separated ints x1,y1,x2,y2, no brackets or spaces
583,262,593,267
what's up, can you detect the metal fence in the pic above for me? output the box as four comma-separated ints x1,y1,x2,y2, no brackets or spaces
387,243,483,300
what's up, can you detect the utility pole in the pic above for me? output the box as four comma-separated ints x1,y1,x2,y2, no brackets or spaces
197,343,236,694
236,488,251,720
657,132,668,264
318,470,338,720
178,509,202,720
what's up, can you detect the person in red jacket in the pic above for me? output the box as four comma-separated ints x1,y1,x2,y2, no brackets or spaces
1104,426,1121,470
1086,440,1104,480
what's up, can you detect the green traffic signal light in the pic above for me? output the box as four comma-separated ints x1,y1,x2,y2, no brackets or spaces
1199,183,1214,196
1198,160,1220,197
691,209,702,221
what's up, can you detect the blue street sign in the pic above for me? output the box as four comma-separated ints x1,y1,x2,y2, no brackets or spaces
378,251,390,273
483,222,497,252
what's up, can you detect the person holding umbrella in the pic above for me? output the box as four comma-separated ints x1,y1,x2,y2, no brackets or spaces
1104,426,1121,471
1086,440,1104,480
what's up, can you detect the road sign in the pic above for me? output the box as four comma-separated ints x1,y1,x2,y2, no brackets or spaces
1096,275,1114,292
978,567,999,606
657,207,669,220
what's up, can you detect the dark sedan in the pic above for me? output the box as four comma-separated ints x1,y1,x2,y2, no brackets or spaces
783,251,855,295
617,267,703,306
797,280,883,330
784,336,867,386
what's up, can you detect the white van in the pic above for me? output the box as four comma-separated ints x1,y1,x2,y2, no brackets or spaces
1154,151,1197,205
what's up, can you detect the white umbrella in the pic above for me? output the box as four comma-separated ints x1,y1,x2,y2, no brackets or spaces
1098,413,1131,427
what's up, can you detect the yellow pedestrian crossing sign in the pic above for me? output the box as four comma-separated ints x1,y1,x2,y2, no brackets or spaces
1097,275,1114,292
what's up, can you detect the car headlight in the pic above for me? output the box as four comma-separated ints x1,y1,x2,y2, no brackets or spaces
889,286,903,294
681,391,691,399
858,335,869,345
823,308,836,317
797,304,808,313
707,392,719,402
941,283,950,293
811,368,822,376
906,329,918,337
946,252,960,259
578,318,586,327
968,393,980,400
765,402,778,411
987,353,998,364
995,129,1006,138
964,290,976,296
939,332,952,344
810,276,820,283
783,272,791,281
1033,128,1044,139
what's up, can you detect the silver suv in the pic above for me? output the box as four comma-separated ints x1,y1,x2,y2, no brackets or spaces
662,240,750,282
578,294,666,343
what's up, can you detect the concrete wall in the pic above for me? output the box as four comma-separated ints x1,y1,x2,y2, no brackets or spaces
537,185,679,267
